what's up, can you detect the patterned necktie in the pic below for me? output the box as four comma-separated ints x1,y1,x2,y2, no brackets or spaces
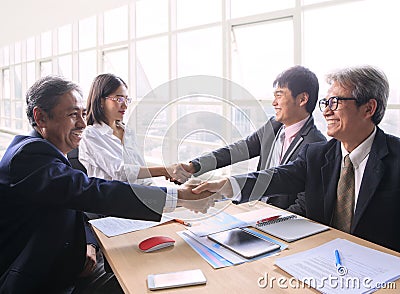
331,154,355,233
269,129,285,168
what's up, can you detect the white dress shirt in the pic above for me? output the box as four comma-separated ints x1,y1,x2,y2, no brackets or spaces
341,127,377,212
79,122,152,186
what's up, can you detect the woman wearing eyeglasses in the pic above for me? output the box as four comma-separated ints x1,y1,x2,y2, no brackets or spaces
79,73,177,185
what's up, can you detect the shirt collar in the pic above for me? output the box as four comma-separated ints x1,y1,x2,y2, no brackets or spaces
92,122,114,135
283,115,310,139
340,126,377,168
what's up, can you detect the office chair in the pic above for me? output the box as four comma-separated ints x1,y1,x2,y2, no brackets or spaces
67,148,87,174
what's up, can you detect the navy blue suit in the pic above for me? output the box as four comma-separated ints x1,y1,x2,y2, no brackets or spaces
0,132,167,293
235,127,400,252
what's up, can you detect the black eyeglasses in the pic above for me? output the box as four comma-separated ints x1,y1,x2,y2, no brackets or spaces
318,96,357,112
105,96,132,104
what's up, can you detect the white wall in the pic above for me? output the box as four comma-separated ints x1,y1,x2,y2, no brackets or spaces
0,0,131,46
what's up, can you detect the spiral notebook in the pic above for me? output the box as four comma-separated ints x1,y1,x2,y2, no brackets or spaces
254,215,329,242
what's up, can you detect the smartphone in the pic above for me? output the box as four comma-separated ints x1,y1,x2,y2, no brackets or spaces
208,228,280,258
147,269,207,290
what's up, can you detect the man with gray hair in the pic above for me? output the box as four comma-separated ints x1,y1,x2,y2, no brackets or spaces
193,65,400,252
0,75,214,293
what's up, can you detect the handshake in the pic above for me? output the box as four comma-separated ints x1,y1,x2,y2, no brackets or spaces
164,162,197,185
170,163,235,214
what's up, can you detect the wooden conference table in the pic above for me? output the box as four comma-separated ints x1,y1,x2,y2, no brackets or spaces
92,201,400,293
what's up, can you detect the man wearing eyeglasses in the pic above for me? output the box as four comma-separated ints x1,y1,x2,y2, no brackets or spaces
192,65,400,252
172,65,327,209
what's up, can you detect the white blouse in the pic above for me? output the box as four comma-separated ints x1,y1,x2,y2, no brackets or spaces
79,122,152,186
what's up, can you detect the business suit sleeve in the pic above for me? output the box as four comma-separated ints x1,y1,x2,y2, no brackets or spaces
191,122,274,176
233,144,309,203
8,141,166,221
287,192,306,216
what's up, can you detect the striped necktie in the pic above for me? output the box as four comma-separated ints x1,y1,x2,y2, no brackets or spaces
331,154,355,233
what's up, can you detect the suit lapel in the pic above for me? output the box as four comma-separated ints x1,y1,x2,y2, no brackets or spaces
281,137,302,164
322,141,342,222
281,116,313,164
351,129,387,232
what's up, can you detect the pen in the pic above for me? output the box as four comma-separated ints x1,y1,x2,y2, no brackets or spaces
334,249,347,275
256,215,281,224
174,219,192,227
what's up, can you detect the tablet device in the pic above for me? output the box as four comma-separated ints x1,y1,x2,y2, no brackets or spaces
208,228,280,259
147,269,206,290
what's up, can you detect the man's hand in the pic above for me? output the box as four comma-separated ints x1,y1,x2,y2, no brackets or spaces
79,244,97,277
192,178,233,199
177,180,221,213
165,162,195,184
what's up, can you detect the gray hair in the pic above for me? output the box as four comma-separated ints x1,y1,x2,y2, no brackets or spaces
26,75,82,127
326,65,389,125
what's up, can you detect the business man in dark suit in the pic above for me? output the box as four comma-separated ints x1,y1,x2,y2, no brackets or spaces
193,65,400,252
172,66,326,209
0,76,214,293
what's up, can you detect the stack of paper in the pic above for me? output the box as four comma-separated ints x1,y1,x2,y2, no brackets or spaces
275,238,400,294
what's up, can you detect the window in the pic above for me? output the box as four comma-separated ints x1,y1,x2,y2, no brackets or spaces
230,0,295,18
102,48,129,83
303,0,400,136
58,24,72,54
14,42,21,64
1,68,11,129
103,6,128,44
26,62,36,89
14,65,22,99
177,27,222,77
177,0,221,29
2,0,400,168
136,37,169,94
58,55,73,80
231,18,294,102
79,16,96,50
2,46,9,66
135,0,168,37
40,60,52,77
79,50,97,98
26,37,35,61
40,31,52,58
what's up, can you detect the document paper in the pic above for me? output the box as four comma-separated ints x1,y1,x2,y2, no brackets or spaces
275,238,400,294
89,216,169,237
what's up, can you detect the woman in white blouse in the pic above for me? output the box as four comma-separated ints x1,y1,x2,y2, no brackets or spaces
79,73,183,185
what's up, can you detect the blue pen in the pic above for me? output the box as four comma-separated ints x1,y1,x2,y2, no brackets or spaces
335,249,347,275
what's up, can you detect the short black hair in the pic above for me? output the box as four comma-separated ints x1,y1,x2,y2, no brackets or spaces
26,75,82,127
273,65,319,114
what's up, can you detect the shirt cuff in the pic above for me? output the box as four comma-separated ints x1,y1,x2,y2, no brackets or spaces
164,187,178,213
87,243,99,252
228,177,242,202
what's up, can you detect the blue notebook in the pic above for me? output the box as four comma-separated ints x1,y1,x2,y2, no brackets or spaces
254,215,329,242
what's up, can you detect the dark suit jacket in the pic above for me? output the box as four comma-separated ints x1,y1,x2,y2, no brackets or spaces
191,116,326,209
0,132,167,293
234,127,400,252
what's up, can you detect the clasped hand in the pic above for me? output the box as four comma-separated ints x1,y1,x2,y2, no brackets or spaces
165,162,195,184
177,178,233,213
